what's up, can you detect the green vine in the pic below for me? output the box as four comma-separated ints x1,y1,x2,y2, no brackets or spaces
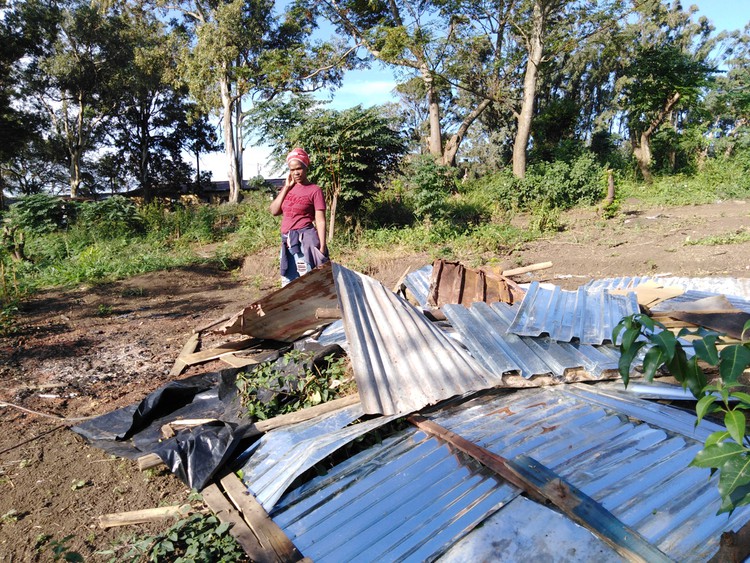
614,314,750,514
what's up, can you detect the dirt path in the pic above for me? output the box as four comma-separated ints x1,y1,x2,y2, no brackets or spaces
0,200,748,561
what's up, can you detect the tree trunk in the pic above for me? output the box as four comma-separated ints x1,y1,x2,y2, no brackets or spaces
512,0,545,179
421,64,443,160
67,96,84,198
603,169,615,207
442,98,492,167
632,131,653,185
328,189,338,242
220,73,241,203
139,106,151,202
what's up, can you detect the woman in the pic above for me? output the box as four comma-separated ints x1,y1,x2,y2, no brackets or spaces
269,148,329,286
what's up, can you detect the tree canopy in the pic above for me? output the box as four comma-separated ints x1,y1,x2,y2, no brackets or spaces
0,0,748,203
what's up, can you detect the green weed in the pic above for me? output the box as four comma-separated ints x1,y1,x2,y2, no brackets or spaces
684,229,750,246
236,351,354,420
111,513,249,563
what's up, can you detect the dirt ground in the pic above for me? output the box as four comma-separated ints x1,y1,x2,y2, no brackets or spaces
1,199,749,562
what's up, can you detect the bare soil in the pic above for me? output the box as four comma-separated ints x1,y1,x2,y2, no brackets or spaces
1,199,749,562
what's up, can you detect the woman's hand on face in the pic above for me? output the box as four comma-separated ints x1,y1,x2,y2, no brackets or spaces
284,172,294,189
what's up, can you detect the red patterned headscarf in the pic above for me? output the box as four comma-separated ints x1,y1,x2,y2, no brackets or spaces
286,148,310,169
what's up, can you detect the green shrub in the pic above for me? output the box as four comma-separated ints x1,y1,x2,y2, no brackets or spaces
115,513,249,563
7,194,77,234
405,155,458,220
77,196,144,239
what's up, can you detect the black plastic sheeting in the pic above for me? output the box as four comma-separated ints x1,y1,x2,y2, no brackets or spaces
72,342,345,491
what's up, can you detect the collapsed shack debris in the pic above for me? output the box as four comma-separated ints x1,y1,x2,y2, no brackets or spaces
215,261,339,341
72,263,750,561
73,341,347,491
426,259,527,308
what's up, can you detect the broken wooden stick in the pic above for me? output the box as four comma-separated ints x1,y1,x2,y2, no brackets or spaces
501,261,553,277
98,504,194,528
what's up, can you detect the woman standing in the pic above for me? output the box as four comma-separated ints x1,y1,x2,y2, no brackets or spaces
269,148,329,286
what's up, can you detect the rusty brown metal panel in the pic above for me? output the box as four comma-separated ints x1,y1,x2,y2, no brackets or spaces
428,260,523,307
216,262,339,342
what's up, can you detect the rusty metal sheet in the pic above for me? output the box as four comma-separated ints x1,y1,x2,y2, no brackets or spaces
427,260,524,308
215,262,338,342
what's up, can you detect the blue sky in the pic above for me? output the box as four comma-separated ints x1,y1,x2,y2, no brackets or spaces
203,1,750,179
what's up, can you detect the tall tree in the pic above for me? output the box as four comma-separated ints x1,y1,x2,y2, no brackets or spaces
17,0,130,197
705,24,750,157
173,0,347,203
110,9,204,201
618,1,718,183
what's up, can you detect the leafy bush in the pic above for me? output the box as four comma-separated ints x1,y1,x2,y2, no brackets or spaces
522,152,605,210
77,196,144,239
140,201,219,243
405,156,458,220
615,314,750,514
7,194,77,234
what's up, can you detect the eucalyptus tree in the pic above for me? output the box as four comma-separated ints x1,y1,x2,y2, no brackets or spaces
14,0,131,197
315,0,626,176
315,0,494,166
171,0,349,203
108,9,206,201
617,1,719,183
705,24,750,157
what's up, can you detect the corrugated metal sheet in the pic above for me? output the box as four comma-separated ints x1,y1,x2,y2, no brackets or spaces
332,263,494,415
584,276,750,314
271,385,750,562
508,281,640,344
443,301,620,379
403,264,433,307
238,404,400,511
216,261,339,341
272,422,520,562
438,495,624,562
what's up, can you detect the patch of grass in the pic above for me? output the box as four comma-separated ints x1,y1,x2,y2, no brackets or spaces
684,229,750,246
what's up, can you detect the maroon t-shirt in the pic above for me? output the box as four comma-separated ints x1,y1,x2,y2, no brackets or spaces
280,182,326,234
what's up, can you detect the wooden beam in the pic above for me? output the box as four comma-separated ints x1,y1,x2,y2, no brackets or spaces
220,474,305,562
408,414,672,563
181,338,260,366
169,333,200,376
98,504,193,528
202,484,274,563
192,314,232,334
221,350,280,369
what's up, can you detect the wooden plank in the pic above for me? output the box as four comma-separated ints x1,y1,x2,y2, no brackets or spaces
98,504,193,528
221,350,280,369
181,338,259,365
253,393,360,433
169,332,200,376
202,483,273,563
220,474,304,562
408,414,673,563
